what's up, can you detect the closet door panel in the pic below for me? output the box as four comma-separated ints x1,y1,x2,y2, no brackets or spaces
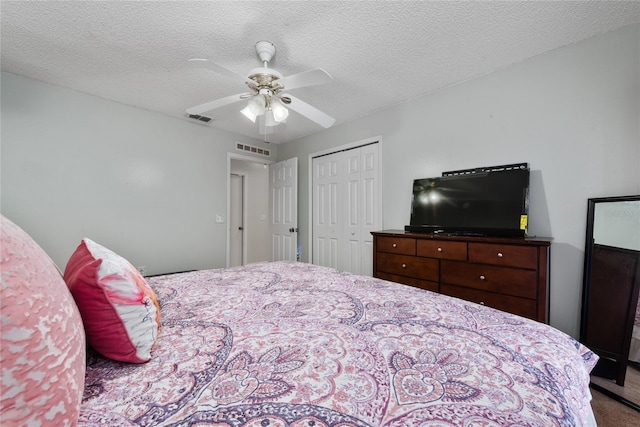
313,154,340,269
312,142,381,276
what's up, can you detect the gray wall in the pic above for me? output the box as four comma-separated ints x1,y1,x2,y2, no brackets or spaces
1,72,273,275
278,23,640,338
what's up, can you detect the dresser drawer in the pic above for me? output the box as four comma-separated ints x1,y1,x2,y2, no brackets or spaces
468,243,537,269
376,253,438,281
375,272,439,293
376,236,416,255
441,284,537,320
417,240,467,260
441,260,537,299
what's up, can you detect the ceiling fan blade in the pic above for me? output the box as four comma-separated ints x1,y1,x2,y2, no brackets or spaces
186,93,245,115
284,94,335,128
188,58,255,87
278,68,333,91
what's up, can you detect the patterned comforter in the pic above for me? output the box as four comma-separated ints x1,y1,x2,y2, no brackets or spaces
79,262,598,426
632,291,640,363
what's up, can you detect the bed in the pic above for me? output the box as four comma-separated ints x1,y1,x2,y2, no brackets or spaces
1,215,600,426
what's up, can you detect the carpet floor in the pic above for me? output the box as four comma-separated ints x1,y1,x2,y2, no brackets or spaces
590,387,640,426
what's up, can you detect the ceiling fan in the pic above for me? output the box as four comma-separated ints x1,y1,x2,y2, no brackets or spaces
186,41,335,139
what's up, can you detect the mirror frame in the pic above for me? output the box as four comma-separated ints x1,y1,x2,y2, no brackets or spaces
580,194,640,411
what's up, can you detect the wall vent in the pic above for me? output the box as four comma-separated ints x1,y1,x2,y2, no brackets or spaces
236,143,270,157
186,113,212,123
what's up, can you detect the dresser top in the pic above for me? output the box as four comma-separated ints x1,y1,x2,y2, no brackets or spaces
371,230,552,246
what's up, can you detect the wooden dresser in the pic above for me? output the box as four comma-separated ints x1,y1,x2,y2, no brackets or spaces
372,230,552,323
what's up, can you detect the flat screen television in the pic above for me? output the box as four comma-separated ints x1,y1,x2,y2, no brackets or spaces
405,165,530,237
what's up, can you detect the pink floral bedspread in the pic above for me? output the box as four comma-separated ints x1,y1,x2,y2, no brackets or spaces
79,262,598,426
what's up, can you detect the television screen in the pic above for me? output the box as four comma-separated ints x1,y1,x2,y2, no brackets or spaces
405,168,530,237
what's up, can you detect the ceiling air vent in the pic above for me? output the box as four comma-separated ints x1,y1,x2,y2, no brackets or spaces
186,113,212,123
236,143,270,157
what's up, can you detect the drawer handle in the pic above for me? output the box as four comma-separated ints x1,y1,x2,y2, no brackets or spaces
392,243,397,248
437,247,443,252
402,263,407,268
479,275,486,281
497,252,503,258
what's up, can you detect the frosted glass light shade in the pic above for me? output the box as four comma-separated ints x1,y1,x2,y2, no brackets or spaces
271,99,289,122
240,106,257,123
247,96,266,115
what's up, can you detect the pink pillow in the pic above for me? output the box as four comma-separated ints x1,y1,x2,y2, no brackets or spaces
0,215,86,426
63,238,160,363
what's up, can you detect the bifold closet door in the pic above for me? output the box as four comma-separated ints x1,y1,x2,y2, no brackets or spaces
312,143,380,275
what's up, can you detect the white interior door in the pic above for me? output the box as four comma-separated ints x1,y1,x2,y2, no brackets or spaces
312,142,380,275
229,173,244,267
270,158,298,261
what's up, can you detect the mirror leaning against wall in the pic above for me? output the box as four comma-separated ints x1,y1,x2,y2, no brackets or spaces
581,195,640,411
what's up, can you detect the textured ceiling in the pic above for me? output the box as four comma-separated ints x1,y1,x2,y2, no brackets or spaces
2,1,639,143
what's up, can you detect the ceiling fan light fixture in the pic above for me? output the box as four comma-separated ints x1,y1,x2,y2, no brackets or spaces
271,98,289,123
240,105,258,123
264,110,277,127
242,94,288,126
258,119,275,136
247,95,266,115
